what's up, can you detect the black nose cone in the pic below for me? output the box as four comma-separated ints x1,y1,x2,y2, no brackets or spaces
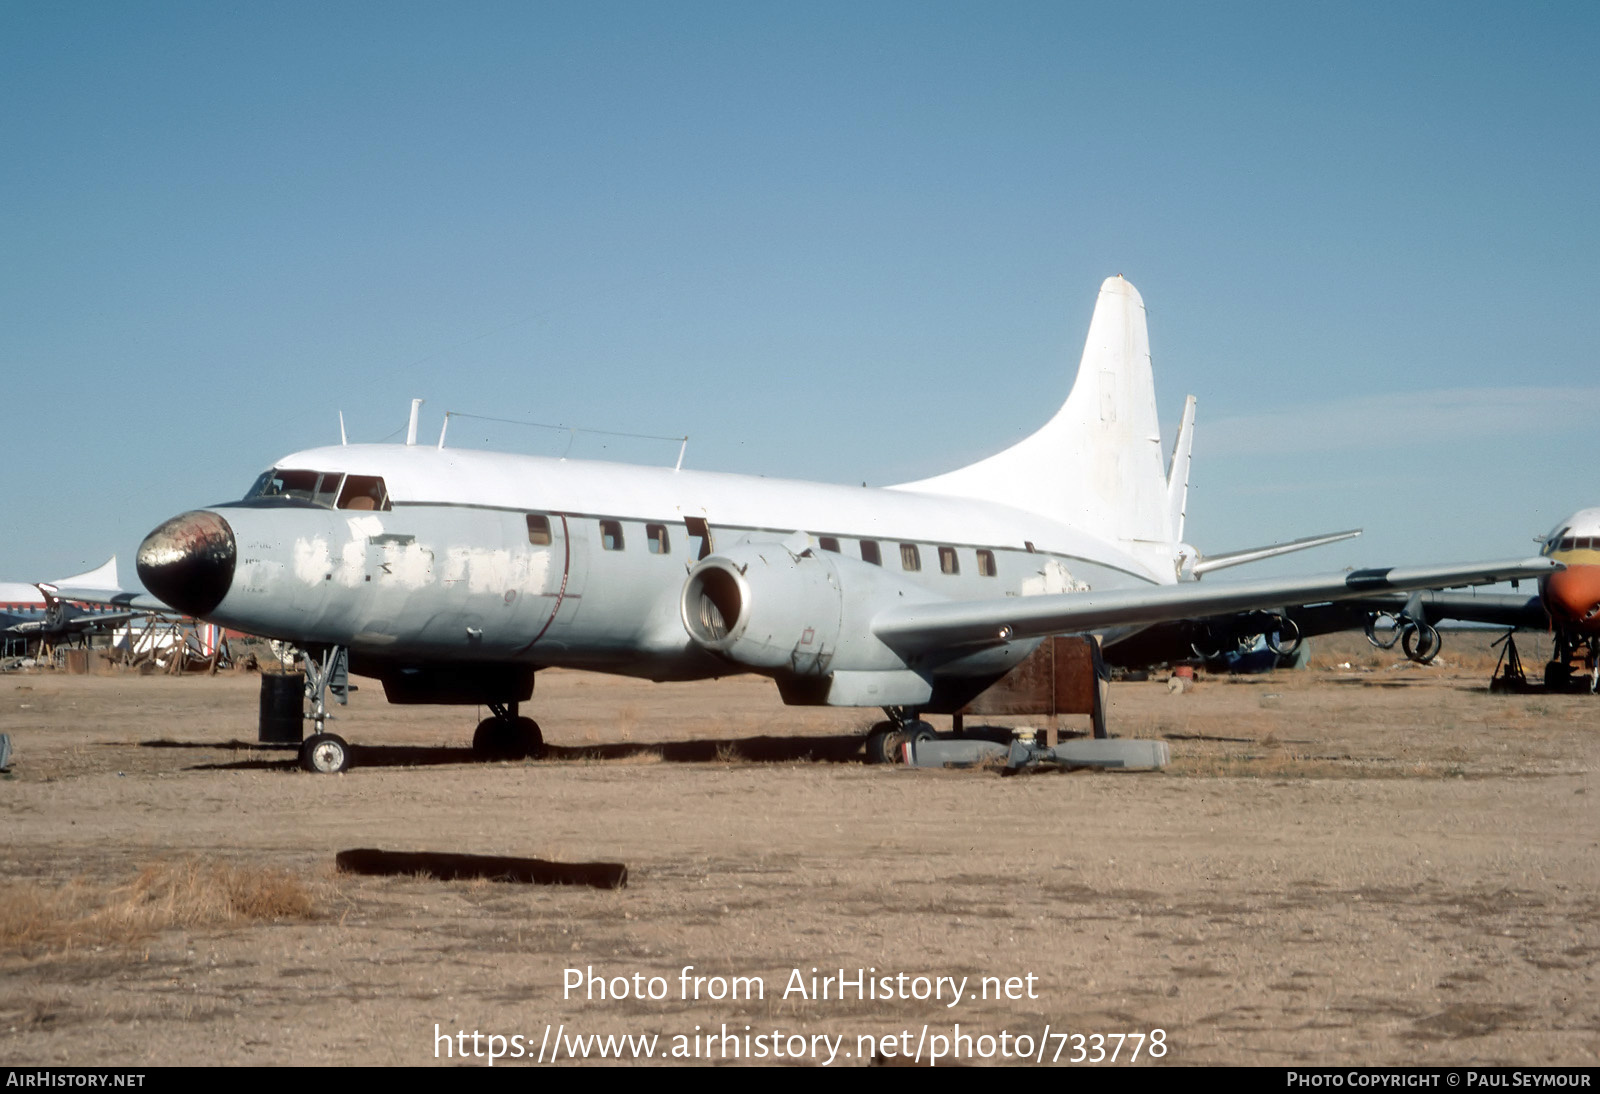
137,511,236,617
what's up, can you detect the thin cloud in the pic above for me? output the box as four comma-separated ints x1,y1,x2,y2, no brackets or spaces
1196,387,1600,456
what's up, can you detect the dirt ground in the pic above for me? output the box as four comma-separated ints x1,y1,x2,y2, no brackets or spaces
1,632,1596,1067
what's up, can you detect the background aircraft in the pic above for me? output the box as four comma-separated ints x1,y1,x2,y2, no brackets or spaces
0,558,139,657
1106,508,1600,693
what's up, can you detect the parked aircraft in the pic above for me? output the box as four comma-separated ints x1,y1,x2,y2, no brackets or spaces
127,277,1558,772
1,558,139,653
1120,509,1599,690
1530,509,1600,688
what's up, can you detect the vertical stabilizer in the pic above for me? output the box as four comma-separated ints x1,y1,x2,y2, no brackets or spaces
891,276,1177,574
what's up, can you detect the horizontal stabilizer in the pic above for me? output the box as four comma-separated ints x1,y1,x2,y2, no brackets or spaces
1192,529,1362,576
872,557,1560,653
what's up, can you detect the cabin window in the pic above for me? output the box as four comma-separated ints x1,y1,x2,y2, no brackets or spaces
938,546,959,575
338,475,389,511
526,514,552,546
900,544,921,572
1562,538,1576,551
600,520,625,551
1579,537,1594,550
684,516,713,560
860,540,881,566
647,523,670,554
976,549,997,577
818,536,840,553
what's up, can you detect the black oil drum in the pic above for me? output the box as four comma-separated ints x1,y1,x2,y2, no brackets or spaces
259,672,305,743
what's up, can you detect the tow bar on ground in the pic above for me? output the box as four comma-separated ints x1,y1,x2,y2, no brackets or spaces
905,731,1169,772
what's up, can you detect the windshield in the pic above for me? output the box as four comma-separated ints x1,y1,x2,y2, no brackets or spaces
244,470,390,510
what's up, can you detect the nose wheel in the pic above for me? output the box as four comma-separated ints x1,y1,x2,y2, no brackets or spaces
300,733,351,774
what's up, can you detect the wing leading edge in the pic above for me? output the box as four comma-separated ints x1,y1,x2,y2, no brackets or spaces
872,558,1561,653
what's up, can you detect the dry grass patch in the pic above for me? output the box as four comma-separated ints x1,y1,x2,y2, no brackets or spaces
0,858,317,954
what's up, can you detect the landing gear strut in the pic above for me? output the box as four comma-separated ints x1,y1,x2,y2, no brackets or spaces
864,707,936,765
1544,632,1598,694
473,701,545,760
299,646,352,773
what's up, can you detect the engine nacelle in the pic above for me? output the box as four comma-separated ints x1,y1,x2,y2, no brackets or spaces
680,542,844,673
681,538,1041,708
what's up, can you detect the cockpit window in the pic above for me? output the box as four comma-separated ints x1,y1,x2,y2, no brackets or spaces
313,473,343,507
248,469,319,501
245,469,390,510
337,475,390,511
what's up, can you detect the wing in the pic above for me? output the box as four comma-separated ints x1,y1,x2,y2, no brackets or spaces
40,584,175,615
872,557,1560,653
5,610,140,636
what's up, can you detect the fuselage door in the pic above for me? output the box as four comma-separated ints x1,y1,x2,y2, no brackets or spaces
517,512,588,652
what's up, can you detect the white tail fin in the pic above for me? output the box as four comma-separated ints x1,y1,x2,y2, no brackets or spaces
893,276,1177,569
49,556,120,591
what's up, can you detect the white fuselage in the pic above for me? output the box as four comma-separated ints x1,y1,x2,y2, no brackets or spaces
201,443,1165,684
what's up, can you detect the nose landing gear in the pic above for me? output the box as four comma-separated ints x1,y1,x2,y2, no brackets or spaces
297,646,353,774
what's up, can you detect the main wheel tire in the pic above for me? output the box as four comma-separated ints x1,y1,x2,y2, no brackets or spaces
473,717,514,759
864,723,905,765
901,721,937,762
300,733,350,774
474,716,544,759
513,716,545,758
1545,661,1572,691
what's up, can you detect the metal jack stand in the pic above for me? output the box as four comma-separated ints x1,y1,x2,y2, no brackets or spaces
1489,630,1530,693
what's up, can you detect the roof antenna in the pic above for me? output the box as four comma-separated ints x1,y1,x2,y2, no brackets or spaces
405,398,424,446
437,411,451,449
339,410,348,446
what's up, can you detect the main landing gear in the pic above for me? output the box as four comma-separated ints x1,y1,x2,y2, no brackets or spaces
864,707,936,765
1544,632,1599,694
290,647,546,773
473,702,545,760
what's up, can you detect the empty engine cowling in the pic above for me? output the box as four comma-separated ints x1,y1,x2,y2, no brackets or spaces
681,543,844,673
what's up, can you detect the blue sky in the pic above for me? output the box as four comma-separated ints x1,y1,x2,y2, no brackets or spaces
3,1,1597,584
